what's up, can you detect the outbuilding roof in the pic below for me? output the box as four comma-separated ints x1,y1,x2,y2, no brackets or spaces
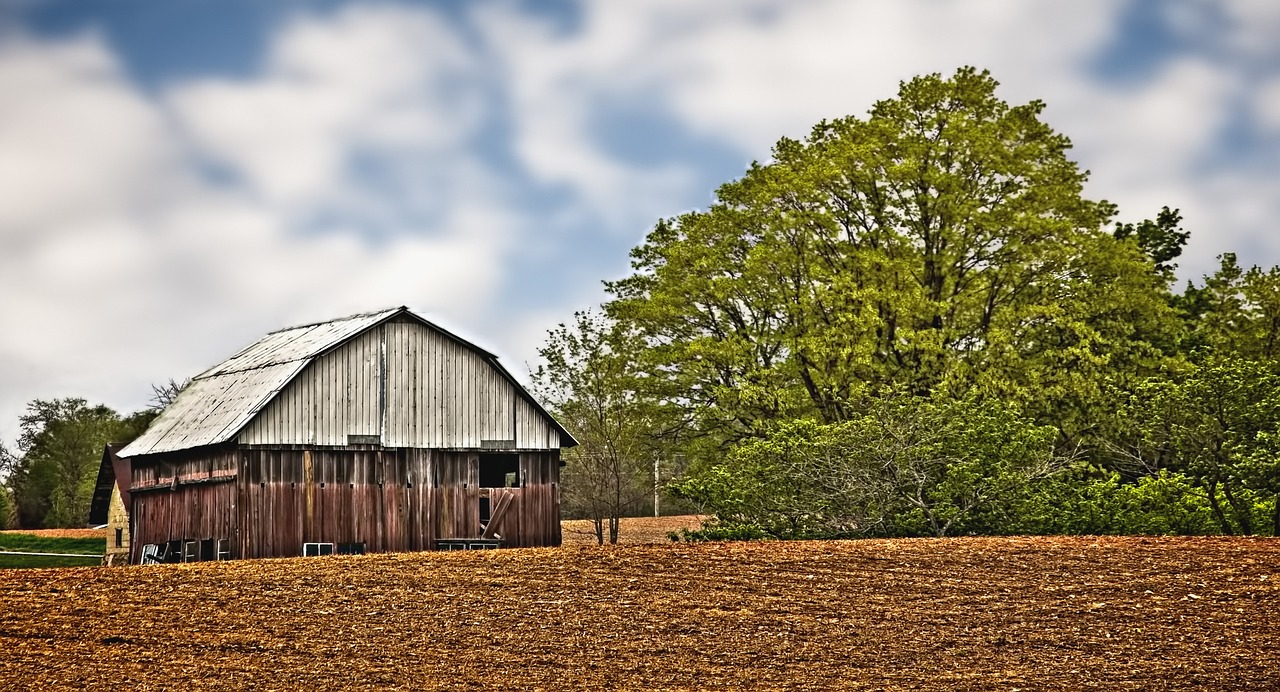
88,443,130,526
118,307,573,457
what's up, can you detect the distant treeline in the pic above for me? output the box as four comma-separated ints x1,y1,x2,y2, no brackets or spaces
0,400,153,529
0,381,183,529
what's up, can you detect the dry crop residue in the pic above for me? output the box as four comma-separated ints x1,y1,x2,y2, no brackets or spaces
0,529,107,540
0,536,1276,690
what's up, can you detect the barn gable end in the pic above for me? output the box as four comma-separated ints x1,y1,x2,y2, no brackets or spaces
236,316,563,449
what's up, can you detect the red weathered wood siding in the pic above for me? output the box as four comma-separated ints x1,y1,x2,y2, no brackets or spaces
128,447,560,562
493,452,561,547
129,448,239,564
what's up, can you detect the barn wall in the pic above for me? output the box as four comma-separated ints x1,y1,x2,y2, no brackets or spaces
128,446,561,562
435,451,479,541
238,328,382,446
238,319,561,450
128,449,239,564
482,451,562,548
515,396,560,450
236,448,561,558
237,447,434,558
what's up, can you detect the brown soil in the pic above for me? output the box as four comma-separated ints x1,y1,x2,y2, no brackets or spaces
0,529,107,540
0,536,1276,690
561,514,705,545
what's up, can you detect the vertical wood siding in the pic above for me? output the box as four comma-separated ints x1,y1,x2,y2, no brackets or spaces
238,319,561,449
515,396,560,449
129,448,561,562
239,329,382,445
128,449,240,564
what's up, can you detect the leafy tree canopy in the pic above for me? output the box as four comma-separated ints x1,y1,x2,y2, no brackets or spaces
7,398,153,528
606,67,1180,447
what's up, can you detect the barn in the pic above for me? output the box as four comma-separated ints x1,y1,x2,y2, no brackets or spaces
115,307,577,564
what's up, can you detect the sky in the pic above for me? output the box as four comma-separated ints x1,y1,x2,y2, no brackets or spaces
1,0,1279,449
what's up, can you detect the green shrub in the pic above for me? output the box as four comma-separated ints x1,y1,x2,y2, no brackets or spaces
669,522,771,542
1010,469,1221,535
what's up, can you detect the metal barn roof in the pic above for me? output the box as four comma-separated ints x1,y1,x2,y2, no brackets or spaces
118,307,572,458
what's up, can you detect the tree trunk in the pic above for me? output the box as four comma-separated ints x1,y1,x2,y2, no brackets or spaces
1222,480,1253,535
609,516,620,544
592,515,604,546
1272,493,1280,537
1205,478,1235,536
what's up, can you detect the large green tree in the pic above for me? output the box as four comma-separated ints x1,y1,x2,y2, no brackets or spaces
606,67,1179,447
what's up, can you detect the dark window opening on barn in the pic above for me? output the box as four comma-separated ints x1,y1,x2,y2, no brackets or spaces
115,528,123,547
479,497,491,524
338,542,365,555
479,454,519,488
303,542,335,557
199,539,231,561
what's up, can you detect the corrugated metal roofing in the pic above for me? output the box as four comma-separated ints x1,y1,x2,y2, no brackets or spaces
118,308,400,457
118,307,576,458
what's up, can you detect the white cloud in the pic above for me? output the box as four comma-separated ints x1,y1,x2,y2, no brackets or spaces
489,1,1117,157
1062,58,1241,261
1206,0,1280,60
1255,77,1280,132
0,9,522,446
168,4,482,212
0,34,180,233
476,0,1272,281
477,3,702,230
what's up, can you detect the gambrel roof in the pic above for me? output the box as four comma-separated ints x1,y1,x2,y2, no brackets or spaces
118,307,575,457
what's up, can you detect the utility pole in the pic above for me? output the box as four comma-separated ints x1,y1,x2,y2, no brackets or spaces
653,454,660,518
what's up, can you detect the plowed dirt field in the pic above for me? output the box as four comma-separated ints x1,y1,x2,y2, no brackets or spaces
1,536,1276,690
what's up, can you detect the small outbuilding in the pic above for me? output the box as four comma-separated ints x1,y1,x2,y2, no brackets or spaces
88,443,131,565
115,307,577,564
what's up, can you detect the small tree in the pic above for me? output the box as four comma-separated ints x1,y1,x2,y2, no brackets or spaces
149,378,190,412
535,311,655,544
0,483,13,530
0,443,14,529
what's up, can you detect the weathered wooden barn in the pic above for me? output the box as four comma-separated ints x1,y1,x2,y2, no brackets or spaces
115,307,576,564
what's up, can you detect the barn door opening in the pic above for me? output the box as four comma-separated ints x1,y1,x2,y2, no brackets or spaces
478,454,519,542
